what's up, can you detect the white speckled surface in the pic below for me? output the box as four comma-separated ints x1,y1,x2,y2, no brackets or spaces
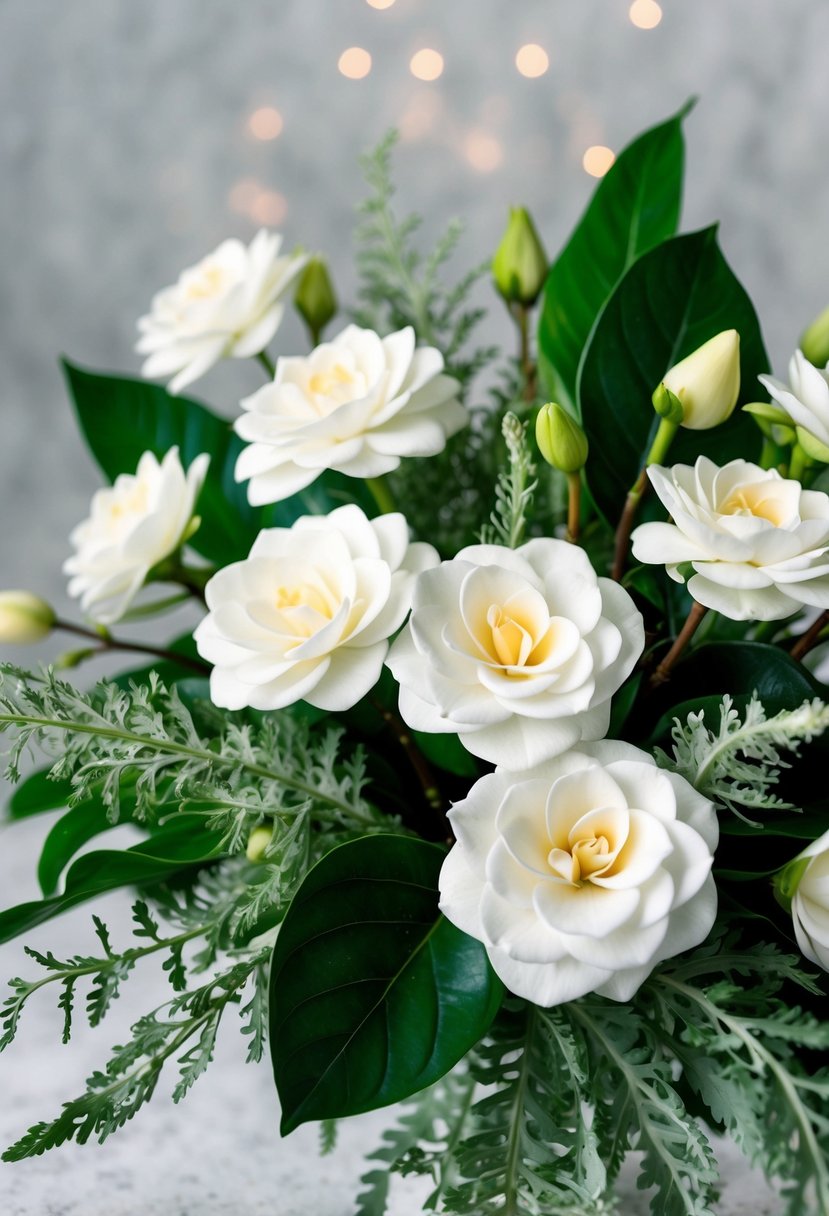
1,0,825,1210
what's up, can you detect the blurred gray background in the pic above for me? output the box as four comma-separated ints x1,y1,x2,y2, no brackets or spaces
1,1,826,1211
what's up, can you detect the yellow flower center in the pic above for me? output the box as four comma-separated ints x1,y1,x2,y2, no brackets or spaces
274,581,338,638
720,484,789,526
484,603,557,670
185,264,228,301
308,363,356,398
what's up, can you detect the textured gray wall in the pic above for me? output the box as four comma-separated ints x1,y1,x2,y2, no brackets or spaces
0,2,826,1209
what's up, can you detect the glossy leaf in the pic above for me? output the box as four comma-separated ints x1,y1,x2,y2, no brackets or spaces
537,107,687,408
62,361,376,567
578,227,768,524
0,817,223,945
270,834,503,1134
37,802,125,897
6,769,72,819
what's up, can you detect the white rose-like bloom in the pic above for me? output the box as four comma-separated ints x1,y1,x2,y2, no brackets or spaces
631,457,829,621
440,741,718,1006
194,505,438,712
760,349,829,453
386,539,644,769
233,324,467,504
136,230,306,394
64,447,209,625
789,829,829,971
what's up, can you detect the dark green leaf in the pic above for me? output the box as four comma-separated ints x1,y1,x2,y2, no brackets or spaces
411,731,479,778
0,817,223,945
537,106,688,408
270,834,503,1133
578,227,768,525
37,802,120,897
7,769,71,819
62,361,376,567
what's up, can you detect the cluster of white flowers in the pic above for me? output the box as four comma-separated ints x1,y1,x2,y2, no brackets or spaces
49,233,829,1005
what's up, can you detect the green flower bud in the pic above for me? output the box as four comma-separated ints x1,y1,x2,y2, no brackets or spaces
294,255,337,340
535,402,588,473
55,647,98,670
0,591,55,644
800,303,829,369
246,825,273,864
661,330,741,430
652,382,685,425
492,207,548,307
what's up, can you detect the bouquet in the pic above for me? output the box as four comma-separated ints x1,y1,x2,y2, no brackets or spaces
2,105,829,1215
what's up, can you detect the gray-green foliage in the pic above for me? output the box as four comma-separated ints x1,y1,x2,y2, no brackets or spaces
657,692,829,823
0,665,379,844
355,944,829,1216
0,665,391,1158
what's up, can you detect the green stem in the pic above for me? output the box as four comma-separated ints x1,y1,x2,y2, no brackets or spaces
366,475,397,516
788,443,808,482
256,350,276,380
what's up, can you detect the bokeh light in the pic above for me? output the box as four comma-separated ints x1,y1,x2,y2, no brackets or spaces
366,0,395,8
228,178,261,215
410,49,444,81
515,44,549,78
248,189,288,225
247,107,283,141
464,130,504,173
582,145,616,177
338,47,372,79
629,0,663,30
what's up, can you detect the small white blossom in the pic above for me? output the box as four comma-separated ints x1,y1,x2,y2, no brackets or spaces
234,324,467,504
760,349,829,454
137,230,305,394
64,447,209,625
194,505,438,712
632,456,829,620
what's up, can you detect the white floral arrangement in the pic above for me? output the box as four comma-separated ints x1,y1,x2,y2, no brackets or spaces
2,110,829,1215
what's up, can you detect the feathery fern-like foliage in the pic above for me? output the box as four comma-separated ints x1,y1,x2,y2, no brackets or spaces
656,692,829,823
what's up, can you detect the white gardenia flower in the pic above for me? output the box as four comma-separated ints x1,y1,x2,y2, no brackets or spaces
194,505,438,712
439,741,718,1006
788,828,829,972
631,457,829,621
386,539,644,770
64,447,209,625
760,349,829,453
136,230,306,394
233,324,467,504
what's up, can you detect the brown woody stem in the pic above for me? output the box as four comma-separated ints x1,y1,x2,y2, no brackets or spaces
648,602,708,689
790,610,829,662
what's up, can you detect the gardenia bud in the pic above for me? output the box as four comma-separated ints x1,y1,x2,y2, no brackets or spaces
800,303,829,369
294,255,337,337
535,402,588,473
246,826,273,863
492,207,548,307
661,330,741,430
0,591,55,644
